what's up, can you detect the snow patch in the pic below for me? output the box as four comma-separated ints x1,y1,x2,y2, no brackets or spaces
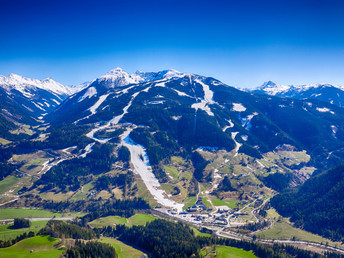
241,135,248,141
78,87,97,102
172,115,182,120
81,143,95,158
192,102,214,116
240,112,258,130
232,103,246,112
331,125,338,135
52,99,60,105
147,100,165,105
316,107,334,114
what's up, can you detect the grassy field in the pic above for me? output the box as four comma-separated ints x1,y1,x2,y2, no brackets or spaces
100,237,146,258
89,216,129,228
0,208,84,219
0,221,48,241
0,138,11,145
211,198,238,209
128,213,156,226
89,213,157,228
9,125,34,136
191,227,211,237
183,196,197,210
164,166,179,180
0,176,20,194
0,235,63,258
201,245,257,258
256,221,343,247
0,208,62,219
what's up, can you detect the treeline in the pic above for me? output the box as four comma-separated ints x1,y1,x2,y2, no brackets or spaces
259,172,302,192
0,231,35,248
12,218,30,229
191,151,209,182
271,164,344,241
39,220,96,240
15,195,149,214
0,146,16,180
99,219,200,257
97,218,329,258
65,240,117,258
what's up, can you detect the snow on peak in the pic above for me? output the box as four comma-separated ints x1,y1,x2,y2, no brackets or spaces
0,73,72,96
98,67,139,88
95,67,188,88
255,81,344,95
257,81,291,95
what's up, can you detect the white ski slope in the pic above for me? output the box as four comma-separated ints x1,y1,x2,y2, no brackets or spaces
121,127,184,212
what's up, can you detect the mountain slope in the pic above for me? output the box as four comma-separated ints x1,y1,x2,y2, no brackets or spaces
271,164,344,241
6,67,344,214
0,74,73,140
48,68,344,170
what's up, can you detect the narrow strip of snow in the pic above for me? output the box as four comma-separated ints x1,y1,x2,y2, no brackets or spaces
52,99,60,105
88,94,110,115
33,102,46,111
316,107,334,114
231,132,242,157
196,79,214,103
121,128,184,212
223,119,235,131
62,146,77,155
256,160,265,168
172,88,193,98
80,143,95,158
37,160,50,174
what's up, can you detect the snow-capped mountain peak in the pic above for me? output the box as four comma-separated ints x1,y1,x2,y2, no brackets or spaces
255,81,344,95
0,73,72,96
256,81,291,95
94,67,188,88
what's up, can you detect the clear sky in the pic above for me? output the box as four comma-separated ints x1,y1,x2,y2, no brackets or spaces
1,0,344,88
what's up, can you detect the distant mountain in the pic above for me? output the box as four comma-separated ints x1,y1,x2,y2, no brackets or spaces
48,67,344,171
252,81,344,107
0,74,72,140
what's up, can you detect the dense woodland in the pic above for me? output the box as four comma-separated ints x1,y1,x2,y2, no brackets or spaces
272,164,344,241
12,218,30,229
65,240,117,258
39,220,96,240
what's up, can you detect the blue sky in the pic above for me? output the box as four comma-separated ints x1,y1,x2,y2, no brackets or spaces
1,0,344,88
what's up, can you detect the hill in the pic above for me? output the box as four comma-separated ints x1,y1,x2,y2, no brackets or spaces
271,164,344,241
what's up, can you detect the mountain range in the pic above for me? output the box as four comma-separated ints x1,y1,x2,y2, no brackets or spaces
3,67,344,245
2,68,344,169
251,80,344,107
